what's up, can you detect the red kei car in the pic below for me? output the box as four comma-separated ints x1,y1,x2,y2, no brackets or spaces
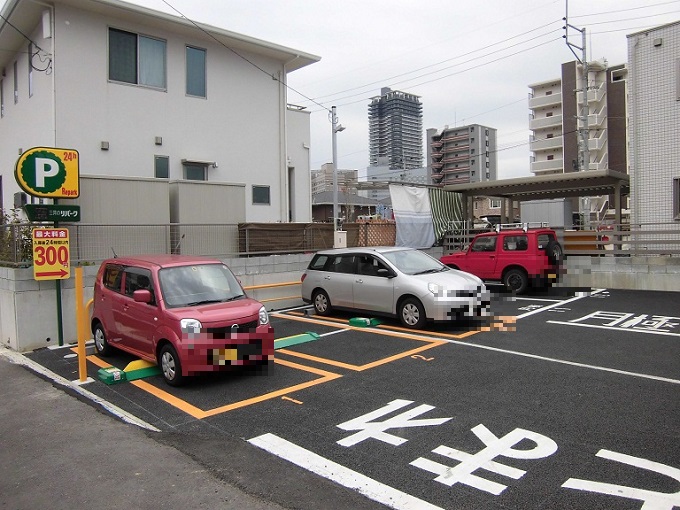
91,255,274,386
440,226,564,294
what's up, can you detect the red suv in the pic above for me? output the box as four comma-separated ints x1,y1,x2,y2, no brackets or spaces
440,226,563,294
91,255,274,386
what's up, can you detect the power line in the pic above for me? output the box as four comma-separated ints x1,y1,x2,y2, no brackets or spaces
0,12,48,54
305,20,559,104
157,0,331,113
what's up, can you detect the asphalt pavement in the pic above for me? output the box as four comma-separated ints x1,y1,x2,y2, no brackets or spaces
0,349,287,510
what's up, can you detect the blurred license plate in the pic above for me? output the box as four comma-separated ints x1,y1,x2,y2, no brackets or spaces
212,348,238,365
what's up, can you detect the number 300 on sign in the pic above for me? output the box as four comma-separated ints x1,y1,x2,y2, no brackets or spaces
34,245,68,266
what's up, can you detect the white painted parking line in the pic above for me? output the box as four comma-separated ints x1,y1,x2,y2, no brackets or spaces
431,337,680,386
248,433,444,510
516,289,605,319
514,297,563,303
547,321,680,338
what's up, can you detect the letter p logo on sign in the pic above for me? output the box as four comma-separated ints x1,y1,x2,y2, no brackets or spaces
15,147,80,199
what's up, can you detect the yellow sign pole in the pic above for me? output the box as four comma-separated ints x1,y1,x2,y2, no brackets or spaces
75,267,87,382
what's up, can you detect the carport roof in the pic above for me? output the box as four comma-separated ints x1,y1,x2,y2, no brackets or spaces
442,169,630,201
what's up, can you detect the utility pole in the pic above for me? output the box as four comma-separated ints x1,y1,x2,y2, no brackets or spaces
331,106,345,233
563,0,590,227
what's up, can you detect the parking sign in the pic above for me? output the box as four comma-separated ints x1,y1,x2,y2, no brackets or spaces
32,228,70,280
15,147,79,198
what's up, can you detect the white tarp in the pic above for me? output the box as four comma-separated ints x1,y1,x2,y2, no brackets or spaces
390,184,435,248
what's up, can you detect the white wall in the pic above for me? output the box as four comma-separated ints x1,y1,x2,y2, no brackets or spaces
628,22,680,225
286,107,312,222
0,1,316,223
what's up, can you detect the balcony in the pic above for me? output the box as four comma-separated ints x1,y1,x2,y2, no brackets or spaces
530,158,564,173
442,144,470,153
528,91,562,109
442,166,470,174
529,114,562,130
530,136,562,152
442,155,470,164
441,134,469,143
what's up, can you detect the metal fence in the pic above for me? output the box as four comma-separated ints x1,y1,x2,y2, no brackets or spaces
443,222,680,257
0,222,399,267
2,221,678,267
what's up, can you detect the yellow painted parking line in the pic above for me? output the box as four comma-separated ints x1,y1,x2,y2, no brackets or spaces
278,339,446,372
272,311,496,341
84,353,341,419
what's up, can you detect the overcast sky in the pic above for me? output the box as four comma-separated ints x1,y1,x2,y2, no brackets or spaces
13,0,680,179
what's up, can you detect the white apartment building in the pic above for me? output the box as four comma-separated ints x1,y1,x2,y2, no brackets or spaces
0,0,319,224
528,60,627,177
628,21,680,225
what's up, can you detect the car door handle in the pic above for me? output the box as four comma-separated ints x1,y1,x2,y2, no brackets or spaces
324,276,331,280
355,278,363,283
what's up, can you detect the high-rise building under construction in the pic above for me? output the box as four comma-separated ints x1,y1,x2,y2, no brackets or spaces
368,87,423,169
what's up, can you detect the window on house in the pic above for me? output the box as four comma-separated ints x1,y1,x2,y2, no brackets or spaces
155,156,169,178
13,61,18,103
253,185,270,205
489,199,501,209
184,163,206,181
186,46,206,97
547,133,554,138
547,155,555,160
674,178,680,219
485,129,489,135
546,90,552,96
27,43,33,98
109,28,166,89
546,111,553,117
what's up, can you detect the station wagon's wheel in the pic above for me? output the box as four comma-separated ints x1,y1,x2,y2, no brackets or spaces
399,297,426,329
312,289,332,316
503,268,529,294
159,344,185,387
93,323,112,356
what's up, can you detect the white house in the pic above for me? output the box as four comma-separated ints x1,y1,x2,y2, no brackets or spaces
0,0,320,224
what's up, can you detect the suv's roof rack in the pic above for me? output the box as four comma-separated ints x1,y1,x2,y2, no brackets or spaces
495,222,550,233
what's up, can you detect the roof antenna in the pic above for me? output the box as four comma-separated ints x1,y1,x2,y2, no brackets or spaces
111,247,118,258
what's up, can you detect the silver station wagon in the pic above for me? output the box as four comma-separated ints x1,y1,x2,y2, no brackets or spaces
300,246,491,329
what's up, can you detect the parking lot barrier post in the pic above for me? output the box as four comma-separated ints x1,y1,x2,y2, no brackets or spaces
75,267,87,383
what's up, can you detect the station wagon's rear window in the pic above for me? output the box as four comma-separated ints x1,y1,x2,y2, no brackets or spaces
309,255,330,270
